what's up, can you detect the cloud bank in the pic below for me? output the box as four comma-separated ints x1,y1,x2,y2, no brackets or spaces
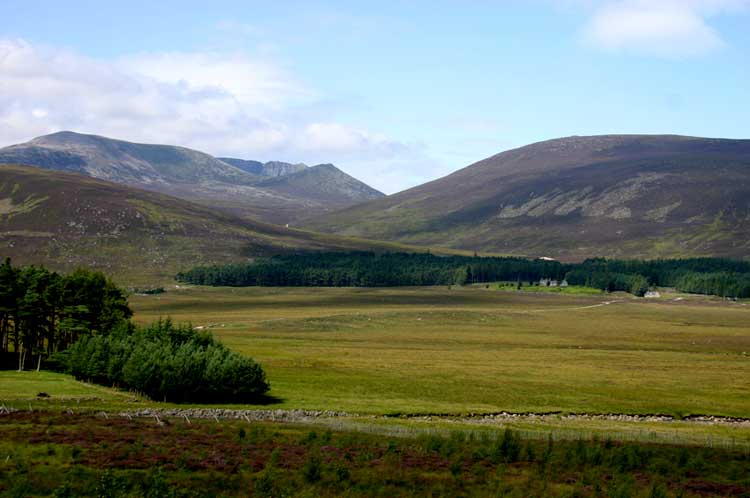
579,0,749,57
0,38,415,192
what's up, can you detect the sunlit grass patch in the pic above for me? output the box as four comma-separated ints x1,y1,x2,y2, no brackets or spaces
129,286,750,418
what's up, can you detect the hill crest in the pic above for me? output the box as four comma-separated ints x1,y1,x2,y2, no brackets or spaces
305,134,750,260
0,165,408,284
0,131,383,224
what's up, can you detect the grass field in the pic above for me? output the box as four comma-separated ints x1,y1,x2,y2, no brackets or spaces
495,284,606,295
2,370,749,450
3,285,750,496
129,286,750,418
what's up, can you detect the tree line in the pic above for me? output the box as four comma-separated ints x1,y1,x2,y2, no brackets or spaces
177,252,750,298
0,258,131,369
62,319,269,403
1,259,270,403
177,252,566,288
567,258,750,298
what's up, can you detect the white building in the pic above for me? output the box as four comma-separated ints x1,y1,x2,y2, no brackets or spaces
539,278,560,287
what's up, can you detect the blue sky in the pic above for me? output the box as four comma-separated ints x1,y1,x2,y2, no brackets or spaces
1,0,749,193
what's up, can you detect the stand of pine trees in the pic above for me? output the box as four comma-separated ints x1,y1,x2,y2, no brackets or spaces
177,252,750,299
1,259,270,403
63,319,269,403
177,253,567,288
565,258,750,298
0,258,131,370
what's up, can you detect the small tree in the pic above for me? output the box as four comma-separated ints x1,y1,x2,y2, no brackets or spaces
630,275,650,297
453,266,469,286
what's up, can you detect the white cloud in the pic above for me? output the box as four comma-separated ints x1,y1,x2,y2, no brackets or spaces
298,123,410,157
578,0,749,57
117,51,311,111
0,38,416,192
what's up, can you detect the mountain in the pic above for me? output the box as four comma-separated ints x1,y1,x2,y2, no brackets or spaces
0,165,411,284
0,132,383,225
195,161,385,224
219,158,308,177
208,159,384,222
0,131,256,185
261,161,309,177
305,135,750,260
256,164,385,211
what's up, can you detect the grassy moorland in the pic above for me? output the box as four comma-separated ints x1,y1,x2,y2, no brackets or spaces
489,283,606,295
0,165,474,286
130,286,750,418
1,370,748,451
2,286,750,497
2,412,749,498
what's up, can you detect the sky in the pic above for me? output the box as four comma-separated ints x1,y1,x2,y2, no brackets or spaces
1,0,749,194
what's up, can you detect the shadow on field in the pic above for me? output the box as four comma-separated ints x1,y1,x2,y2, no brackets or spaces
247,393,284,406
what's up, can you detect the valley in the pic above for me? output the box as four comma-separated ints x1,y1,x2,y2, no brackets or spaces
2,285,748,496
1,124,750,498
127,285,750,419
3,3,750,495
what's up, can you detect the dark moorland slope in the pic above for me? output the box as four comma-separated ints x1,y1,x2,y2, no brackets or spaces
305,135,750,260
0,165,406,283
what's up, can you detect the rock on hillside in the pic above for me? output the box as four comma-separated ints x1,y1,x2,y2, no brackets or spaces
219,158,308,178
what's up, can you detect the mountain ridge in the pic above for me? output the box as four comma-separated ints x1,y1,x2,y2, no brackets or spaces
255,163,384,205
0,164,416,284
0,131,384,225
218,157,308,178
304,134,750,260
14,130,255,185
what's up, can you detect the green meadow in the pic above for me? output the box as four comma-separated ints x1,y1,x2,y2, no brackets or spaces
3,285,750,496
128,286,750,418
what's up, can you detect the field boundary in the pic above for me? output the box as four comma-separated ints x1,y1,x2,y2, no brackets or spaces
3,405,747,427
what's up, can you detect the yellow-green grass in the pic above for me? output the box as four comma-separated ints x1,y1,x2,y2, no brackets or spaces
322,416,750,450
130,286,750,418
481,282,606,295
0,371,144,411
2,371,749,450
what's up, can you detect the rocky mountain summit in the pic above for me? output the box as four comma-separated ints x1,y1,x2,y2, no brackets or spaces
0,131,384,225
219,157,308,178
